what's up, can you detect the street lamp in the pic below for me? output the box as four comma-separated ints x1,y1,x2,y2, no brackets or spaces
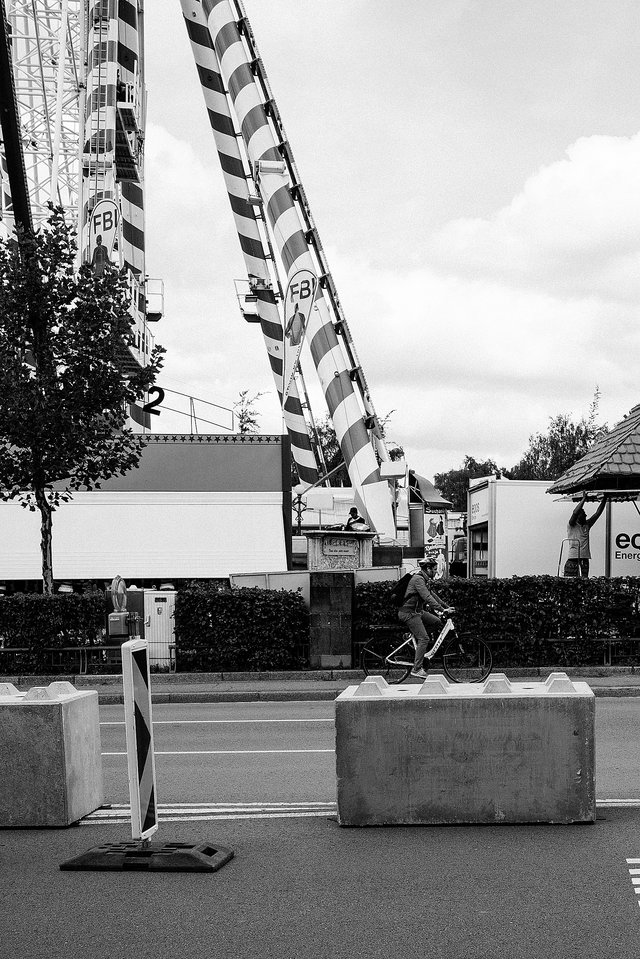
292,482,307,535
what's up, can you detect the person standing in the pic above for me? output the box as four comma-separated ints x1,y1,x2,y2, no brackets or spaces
449,529,467,577
564,492,607,578
398,557,449,678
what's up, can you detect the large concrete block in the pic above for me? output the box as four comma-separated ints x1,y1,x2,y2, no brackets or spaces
335,672,595,826
0,682,103,827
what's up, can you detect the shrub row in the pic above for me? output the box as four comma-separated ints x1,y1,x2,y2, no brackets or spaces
174,586,309,671
354,575,640,667
0,592,106,671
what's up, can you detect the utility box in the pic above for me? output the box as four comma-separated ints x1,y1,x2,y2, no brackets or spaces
143,590,176,669
108,611,129,637
335,672,595,826
0,682,103,827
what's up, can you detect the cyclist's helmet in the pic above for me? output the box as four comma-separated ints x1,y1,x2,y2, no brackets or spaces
418,557,438,569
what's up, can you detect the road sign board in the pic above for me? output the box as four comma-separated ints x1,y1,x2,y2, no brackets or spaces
122,639,158,841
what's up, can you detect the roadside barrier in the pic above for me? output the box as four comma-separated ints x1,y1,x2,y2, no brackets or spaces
336,671,595,826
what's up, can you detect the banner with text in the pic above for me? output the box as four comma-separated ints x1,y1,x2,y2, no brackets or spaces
282,269,317,407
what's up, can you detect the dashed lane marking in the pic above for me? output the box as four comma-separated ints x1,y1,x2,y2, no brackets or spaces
100,719,334,725
83,800,640,826
102,749,334,756
83,801,337,825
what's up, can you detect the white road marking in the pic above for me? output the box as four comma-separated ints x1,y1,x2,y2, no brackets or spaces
626,860,640,905
597,800,640,807
102,749,334,756
101,719,333,725
83,801,337,825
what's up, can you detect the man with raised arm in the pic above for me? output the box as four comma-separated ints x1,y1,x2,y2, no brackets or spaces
565,492,607,578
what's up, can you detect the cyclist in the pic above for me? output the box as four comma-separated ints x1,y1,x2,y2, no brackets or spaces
398,556,450,678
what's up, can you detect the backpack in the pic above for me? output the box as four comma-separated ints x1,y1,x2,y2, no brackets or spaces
387,572,413,608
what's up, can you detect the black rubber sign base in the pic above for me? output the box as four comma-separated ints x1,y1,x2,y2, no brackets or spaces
59,840,234,872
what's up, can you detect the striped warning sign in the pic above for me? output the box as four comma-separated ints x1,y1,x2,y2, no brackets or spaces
122,639,158,841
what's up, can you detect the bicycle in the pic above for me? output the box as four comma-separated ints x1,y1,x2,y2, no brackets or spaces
360,608,493,684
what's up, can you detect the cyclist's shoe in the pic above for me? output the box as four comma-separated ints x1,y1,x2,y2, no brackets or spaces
410,665,430,679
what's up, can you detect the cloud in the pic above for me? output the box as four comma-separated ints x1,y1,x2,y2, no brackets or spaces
315,135,640,474
141,123,640,478
429,132,640,301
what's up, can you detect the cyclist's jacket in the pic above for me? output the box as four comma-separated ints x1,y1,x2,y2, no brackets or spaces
399,572,446,615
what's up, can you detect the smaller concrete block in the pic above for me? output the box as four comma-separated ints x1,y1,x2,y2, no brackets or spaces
417,675,450,696
0,685,103,827
482,674,513,695
47,681,78,696
544,672,580,694
361,675,389,690
353,680,384,697
24,686,59,701
0,682,20,697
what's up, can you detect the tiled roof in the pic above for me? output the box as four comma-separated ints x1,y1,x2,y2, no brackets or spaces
547,404,640,494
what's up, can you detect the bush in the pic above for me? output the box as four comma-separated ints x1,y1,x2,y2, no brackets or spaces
174,585,309,671
0,592,106,671
354,575,640,668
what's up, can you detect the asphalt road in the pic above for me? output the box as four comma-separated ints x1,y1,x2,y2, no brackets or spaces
4,699,640,958
95,698,640,805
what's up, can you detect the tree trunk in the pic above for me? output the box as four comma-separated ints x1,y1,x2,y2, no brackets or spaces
35,487,54,594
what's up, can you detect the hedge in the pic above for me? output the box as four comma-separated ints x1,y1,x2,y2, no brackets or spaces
354,575,640,667
174,585,309,671
0,592,106,671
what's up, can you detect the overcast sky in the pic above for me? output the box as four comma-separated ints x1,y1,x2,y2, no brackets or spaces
142,0,640,479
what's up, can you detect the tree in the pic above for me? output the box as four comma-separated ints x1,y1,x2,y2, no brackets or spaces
0,208,164,593
510,390,608,480
233,389,265,434
434,456,503,512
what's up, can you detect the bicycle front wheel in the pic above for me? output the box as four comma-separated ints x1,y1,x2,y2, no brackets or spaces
442,635,492,683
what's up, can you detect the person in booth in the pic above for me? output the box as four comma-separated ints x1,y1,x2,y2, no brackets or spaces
344,507,367,531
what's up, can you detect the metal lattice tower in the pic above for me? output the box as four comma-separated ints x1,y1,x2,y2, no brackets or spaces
3,0,84,235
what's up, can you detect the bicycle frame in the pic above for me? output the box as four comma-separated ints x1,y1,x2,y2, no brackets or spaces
386,617,456,667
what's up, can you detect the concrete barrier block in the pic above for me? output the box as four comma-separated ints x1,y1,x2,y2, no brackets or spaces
0,682,21,697
0,683,103,827
336,675,595,826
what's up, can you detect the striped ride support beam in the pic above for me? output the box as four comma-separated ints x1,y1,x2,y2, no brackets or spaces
118,0,145,286
82,0,118,262
180,0,318,486
200,1,395,534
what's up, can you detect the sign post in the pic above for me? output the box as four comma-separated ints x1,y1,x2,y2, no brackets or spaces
59,638,233,873
122,639,158,841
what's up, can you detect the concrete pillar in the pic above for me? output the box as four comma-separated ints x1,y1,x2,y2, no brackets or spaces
309,571,354,668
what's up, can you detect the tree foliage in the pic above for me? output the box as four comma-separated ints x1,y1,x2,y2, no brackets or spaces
0,207,164,592
434,456,504,511
509,390,608,480
233,389,265,434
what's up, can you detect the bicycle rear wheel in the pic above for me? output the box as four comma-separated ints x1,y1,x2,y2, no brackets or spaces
360,640,413,682
361,640,393,677
442,635,492,683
